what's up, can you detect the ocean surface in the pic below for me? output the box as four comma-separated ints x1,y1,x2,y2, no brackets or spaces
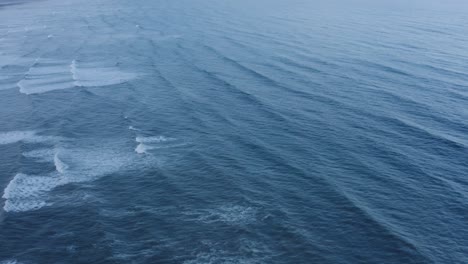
1,0,468,263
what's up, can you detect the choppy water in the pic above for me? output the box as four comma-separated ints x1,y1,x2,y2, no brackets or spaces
1,0,468,263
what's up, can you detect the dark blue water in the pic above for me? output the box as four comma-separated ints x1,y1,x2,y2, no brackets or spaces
1,0,468,263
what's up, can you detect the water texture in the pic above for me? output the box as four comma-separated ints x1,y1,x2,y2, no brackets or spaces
0,0,467,263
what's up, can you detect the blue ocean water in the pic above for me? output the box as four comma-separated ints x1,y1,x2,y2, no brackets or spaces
1,0,468,263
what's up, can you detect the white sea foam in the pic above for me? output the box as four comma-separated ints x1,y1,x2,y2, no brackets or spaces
4,140,159,212
70,59,78,85
128,126,139,131
71,60,137,87
76,68,136,87
3,198,48,213
2,173,62,212
134,136,177,154
2,173,61,200
54,152,68,174
135,143,148,154
68,147,134,181
29,65,69,75
16,59,138,95
18,59,75,95
0,131,36,145
0,131,60,145
136,136,173,143
18,76,75,95
135,142,186,153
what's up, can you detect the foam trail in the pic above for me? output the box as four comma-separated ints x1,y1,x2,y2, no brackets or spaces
135,143,148,154
2,173,62,212
18,78,74,95
18,59,75,95
4,140,160,212
0,131,36,145
16,58,138,94
2,174,60,199
70,60,137,87
70,59,79,86
54,153,68,174
128,126,139,131
135,136,172,154
134,135,183,154
0,131,61,145
136,136,173,143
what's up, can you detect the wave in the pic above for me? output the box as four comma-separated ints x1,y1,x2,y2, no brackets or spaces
135,142,186,154
70,59,78,86
2,173,62,212
5,140,160,213
54,152,68,174
135,143,149,154
0,131,60,145
0,131,36,145
15,58,138,94
17,59,75,95
70,60,137,88
134,136,182,154
135,136,173,143
18,76,74,95
173,43,293,126
135,136,169,154
363,112,468,152
332,186,432,262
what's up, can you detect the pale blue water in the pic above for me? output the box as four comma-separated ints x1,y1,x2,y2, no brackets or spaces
1,0,468,263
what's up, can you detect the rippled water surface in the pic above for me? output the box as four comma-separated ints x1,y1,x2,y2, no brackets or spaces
1,0,468,263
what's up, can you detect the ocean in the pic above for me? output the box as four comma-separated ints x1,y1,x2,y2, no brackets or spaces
0,0,467,263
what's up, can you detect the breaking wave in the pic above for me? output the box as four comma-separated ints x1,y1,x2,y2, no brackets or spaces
0,131,59,145
3,140,159,212
134,135,178,154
